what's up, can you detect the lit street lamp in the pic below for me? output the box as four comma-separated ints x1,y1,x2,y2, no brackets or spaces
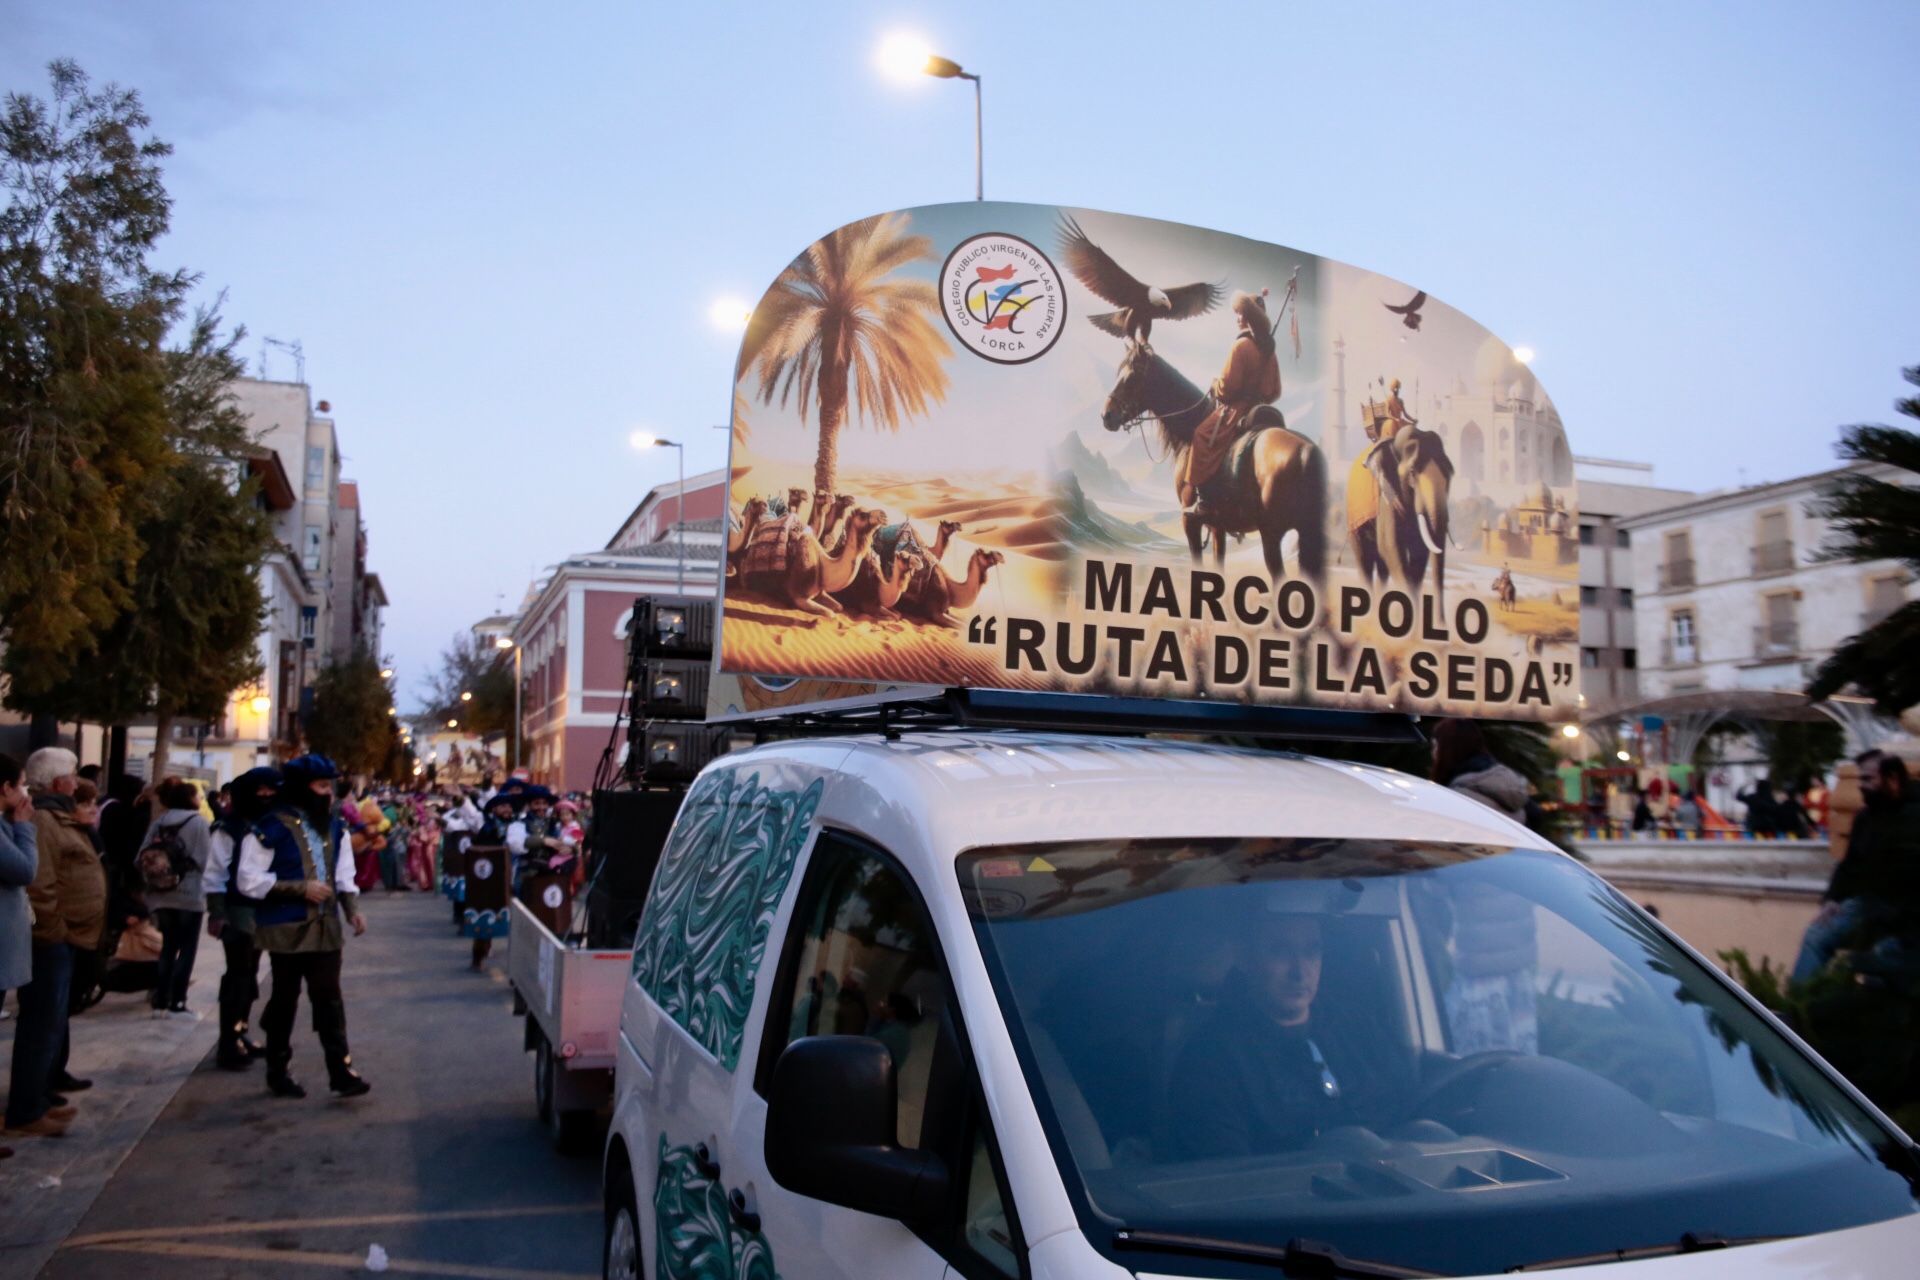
877,34,983,201
460,690,473,702
708,297,752,334
379,667,395,679
628,432,686,594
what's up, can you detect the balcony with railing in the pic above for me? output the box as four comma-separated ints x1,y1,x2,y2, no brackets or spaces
1751,541,1795,575
1658,558,1695,590
1752,621,1800,660
1661,637,1700,667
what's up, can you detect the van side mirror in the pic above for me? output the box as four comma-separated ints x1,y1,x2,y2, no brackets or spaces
765,1036,949,1222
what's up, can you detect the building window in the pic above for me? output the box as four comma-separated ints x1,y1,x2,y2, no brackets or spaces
1618,587,1634,608
1616,528,1631,549
1661,530,1694,590
1866,573,1907,627
1757,591,1798,656
1578,524,1595,546
1579,585,1599,606
305,444,326,492
1753,509,1794,574
1622,648,1638,670
1581,647,1601,669
1668,610,1697,665
303,525,323,572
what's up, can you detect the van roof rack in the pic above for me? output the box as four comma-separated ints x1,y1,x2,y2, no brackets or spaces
743,688,1425,745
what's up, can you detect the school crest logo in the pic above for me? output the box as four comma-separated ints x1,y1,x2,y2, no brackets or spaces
939,232,1066,364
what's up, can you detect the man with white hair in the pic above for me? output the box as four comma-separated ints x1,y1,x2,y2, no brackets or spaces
5,747,102,1139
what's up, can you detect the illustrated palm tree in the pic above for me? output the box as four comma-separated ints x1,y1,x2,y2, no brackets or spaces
741,211,952,496
1806,364,1920,714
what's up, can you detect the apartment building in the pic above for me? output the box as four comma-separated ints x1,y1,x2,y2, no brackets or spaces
1573,458,1696,710
1623,464,1913,701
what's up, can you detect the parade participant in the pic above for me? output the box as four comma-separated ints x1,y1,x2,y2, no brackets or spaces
513,787,572,890
553,799,586,886
236,755,371,1099
204,767,281,1070
405,794,439,891
469,790,520,970
1175,288,1281,517
440,788,484,923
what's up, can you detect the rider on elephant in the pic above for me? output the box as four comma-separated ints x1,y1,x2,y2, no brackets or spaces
1363,378,1429,516
1177,289,1281,516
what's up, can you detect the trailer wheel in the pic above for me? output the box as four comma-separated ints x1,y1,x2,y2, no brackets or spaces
534,1034,555,1126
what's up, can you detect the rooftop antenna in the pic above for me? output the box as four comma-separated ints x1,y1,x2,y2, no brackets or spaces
261,336,306,385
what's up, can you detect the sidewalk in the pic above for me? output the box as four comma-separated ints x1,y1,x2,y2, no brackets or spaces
0,939,229,1278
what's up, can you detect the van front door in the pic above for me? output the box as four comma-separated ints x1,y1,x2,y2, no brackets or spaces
728,831,1025,1280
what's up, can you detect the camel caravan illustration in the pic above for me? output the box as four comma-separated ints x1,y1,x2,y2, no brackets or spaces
729,492,1002,628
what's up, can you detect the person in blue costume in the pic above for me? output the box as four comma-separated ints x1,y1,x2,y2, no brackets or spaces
235,755,371,1099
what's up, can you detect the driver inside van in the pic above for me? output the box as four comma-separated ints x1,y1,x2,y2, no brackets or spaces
1174,912,1399,1158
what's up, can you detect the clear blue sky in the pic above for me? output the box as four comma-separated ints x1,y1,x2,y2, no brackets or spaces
7,1,1917,703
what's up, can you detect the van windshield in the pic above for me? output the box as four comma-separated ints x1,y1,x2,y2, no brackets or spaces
958,838,1917,1278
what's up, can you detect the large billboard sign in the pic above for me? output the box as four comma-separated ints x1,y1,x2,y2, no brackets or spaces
720,202,1578,721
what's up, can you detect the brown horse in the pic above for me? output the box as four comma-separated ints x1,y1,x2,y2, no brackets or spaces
1101,342,1325,582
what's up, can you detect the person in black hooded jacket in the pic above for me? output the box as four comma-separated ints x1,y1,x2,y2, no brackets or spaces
205,767,282,1069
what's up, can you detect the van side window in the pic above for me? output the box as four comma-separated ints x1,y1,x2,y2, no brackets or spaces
758,832,947,1149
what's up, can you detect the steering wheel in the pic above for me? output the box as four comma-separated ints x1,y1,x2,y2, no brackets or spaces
1411,1050,1523,1118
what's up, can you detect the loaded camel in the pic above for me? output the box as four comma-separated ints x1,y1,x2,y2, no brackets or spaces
725,496,768,578
736,506,888,617
834,548,927,621
899,547,1004,629
836,517,963,621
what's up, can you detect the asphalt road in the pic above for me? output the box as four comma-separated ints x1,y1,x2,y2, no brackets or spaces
37,891,604,1280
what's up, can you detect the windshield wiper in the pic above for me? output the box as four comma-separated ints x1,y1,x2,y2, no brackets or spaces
1505,1232,1790,1272
1113,1230,1442,1279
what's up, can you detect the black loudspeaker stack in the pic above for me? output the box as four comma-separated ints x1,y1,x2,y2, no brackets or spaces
624,596,724,786
588,594,730,948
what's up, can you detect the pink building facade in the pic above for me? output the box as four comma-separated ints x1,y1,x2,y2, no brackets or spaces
513,469,725,793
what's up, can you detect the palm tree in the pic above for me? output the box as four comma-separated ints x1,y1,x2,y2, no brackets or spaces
742,212,952,495
1806,364,1920,714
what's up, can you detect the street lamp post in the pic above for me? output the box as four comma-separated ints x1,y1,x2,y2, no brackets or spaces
495,634,522,771
630,434,687,594
922,58,984,202
879,36,983,200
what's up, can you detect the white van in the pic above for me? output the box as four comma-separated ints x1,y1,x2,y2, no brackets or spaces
601,733,1920,1279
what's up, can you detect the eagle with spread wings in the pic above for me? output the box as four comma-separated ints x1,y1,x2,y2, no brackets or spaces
1056,214,1223,344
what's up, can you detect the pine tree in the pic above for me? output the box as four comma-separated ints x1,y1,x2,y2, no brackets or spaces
8,302,274,777
1805,365,1920,714
0,60,190,700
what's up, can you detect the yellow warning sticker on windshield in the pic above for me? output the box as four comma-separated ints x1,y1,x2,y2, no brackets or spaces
1027,856,1056,873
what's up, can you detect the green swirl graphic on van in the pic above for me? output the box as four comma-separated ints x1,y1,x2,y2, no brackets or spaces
654,1137,778,1280
632,770,821,1070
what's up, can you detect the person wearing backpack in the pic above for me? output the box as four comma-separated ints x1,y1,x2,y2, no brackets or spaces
140,778,212,1017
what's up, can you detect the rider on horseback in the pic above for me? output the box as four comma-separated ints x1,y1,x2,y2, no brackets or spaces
1176,289,1281,520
